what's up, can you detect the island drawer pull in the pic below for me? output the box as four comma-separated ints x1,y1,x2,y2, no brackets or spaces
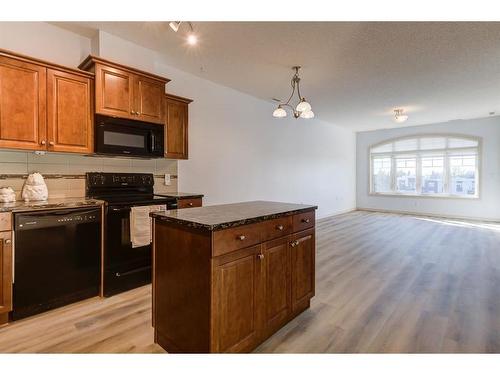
237,235,246,241
276,225,284,231
301,218,310,223
257,253,264,260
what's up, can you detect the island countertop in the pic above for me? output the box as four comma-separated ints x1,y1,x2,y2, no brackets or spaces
150,200,317,231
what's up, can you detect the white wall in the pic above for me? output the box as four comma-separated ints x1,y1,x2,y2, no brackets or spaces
356,116,500,220
0,24,356,218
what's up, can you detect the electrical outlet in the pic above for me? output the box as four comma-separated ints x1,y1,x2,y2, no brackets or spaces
164,173,171,186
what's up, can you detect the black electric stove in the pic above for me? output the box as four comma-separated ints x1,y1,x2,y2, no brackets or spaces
86,172,177,296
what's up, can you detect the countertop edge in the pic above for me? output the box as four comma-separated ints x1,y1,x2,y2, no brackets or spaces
0,199,105,213
151,205,318,231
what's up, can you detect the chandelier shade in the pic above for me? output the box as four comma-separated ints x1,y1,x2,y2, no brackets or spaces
272,66,314,120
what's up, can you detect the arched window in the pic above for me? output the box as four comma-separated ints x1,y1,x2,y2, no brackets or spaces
370,135,480,198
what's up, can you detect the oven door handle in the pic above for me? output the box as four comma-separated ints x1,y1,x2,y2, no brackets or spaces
108,207,131,213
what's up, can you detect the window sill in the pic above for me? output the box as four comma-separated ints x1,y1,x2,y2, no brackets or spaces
369,192,479,200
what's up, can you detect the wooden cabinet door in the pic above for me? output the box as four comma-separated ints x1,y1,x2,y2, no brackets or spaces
212,245,263,353
0,56,46,150
262,236,291,336
95,64,135,119
135,76,164,124
0,231,13,315
47,69,93,154
165,98,188,159
290,228,315,313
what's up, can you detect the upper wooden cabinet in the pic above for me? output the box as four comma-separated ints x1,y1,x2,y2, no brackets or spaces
47,69,93,153
165,94,192,159
0,55,47,151
79,56,169,125
0,49,94,154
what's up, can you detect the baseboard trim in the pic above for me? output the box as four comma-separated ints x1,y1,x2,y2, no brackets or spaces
317,208,357,222
356,207,500,223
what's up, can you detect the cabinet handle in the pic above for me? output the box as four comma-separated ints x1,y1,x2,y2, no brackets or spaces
49,141,55,146
237,235,246,241
290,240,299,247
188,202,193,207
4,239,11,245
257,253,264,260
40,140,46,145
276,225,284,231
301,218,311,223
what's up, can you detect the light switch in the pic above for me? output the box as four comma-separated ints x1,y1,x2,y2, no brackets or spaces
164,173,171,186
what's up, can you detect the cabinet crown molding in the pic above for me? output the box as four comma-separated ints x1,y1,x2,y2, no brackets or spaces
165,93,193,104
79,55,170,84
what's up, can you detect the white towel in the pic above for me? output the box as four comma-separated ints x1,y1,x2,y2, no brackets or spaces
130,205,166,248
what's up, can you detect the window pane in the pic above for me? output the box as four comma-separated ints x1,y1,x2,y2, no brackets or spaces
371,143,392,154
421,156,444,194
450,154,476,196
448,138,478,149
420,137,446,150
372,157,392,193
395,157,416,193
394,139,418,152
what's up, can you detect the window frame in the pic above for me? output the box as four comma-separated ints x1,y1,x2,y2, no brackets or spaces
369,134,481,199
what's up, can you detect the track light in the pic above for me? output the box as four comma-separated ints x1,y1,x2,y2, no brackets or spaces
169,21,181,32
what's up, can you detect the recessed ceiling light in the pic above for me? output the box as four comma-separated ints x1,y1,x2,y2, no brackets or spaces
394,108,408,123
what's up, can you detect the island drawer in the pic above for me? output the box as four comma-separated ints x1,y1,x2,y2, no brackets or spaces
292,210,315,232
213,222,262,257
262,216,292,241
178,198,203,209
0,213,11,231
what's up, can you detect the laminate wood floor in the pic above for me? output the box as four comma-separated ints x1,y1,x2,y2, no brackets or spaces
1,210,499,353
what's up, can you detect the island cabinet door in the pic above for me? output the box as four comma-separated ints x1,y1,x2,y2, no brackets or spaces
211,245,264,353
261,236,291,337
290,228,315,313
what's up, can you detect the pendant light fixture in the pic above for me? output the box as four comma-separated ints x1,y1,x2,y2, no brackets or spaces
273,66,314,119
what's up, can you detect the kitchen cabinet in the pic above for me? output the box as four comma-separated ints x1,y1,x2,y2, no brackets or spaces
152,203,316,353
164,94,192,159
47,69,93,153
177,197,202,209
291,228,315,313
0,213,12,326
212,245,263,353
0,55,46,151
0,49,94,154
79,56,169,125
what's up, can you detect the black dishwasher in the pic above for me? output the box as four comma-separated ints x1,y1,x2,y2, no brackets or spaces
12,207,101,320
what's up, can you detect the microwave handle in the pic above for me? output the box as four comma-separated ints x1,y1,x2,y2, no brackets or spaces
149,131,156,153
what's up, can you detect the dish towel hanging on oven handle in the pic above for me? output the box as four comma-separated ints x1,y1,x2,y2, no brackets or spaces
130,204,167,248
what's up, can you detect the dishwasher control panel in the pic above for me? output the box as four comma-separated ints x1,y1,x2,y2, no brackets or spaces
15,208,101,231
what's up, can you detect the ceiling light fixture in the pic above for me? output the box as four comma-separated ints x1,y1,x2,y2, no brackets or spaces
169,21,181,32
273,66,314,119
394,108,408,123
168,21,198,46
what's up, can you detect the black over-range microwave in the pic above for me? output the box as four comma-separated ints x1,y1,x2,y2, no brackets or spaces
94,115,164,158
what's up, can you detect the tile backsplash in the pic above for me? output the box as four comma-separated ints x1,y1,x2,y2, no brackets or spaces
0,150,178,200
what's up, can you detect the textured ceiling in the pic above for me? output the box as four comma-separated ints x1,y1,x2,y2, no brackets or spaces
54,21,500,131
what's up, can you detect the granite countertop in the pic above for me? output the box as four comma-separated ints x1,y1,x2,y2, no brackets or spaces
150,200,317,231
0,197,104,213
155,192,204,199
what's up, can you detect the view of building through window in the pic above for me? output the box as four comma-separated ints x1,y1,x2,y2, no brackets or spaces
370,136,479,197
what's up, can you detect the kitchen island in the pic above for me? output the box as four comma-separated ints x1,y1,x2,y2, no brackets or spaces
150,201,317,353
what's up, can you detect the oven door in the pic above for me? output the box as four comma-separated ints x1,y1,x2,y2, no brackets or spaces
95,115,164,158
104,204,153,296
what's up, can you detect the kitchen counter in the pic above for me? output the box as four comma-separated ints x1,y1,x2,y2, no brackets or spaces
150,200,317,231
0,197,104,212
155,192,204,199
